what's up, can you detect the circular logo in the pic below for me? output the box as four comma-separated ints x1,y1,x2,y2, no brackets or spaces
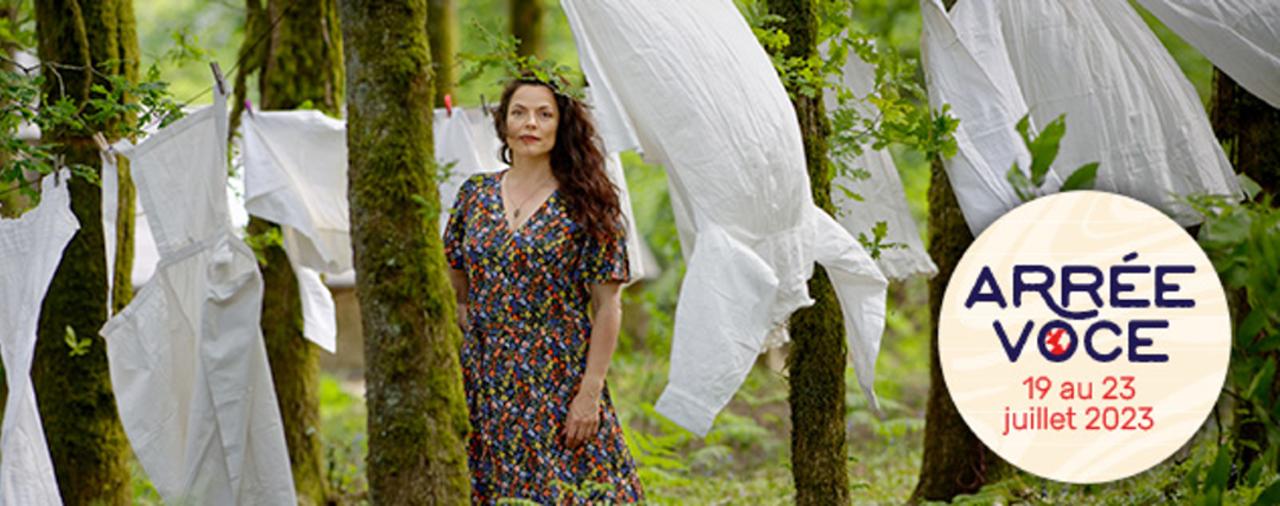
939,191,1230,483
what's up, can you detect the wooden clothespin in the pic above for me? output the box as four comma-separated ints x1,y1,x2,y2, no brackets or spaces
245,98,255,117
210,62,226,96
92,132,111,153
480,94,489,115
444,94,454,118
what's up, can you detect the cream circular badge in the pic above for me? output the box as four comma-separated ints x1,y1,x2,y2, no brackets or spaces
939,191,1230,484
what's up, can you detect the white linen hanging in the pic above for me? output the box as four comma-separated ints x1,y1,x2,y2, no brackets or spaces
103,85,297,506
563,0,888,436
241,109,349,352
0,170,74,506
919,0,1040,235
1137,0,1280,109
920,0,1240,235
101,151,161,299
825,44,936,280
997,0,1240,226
436,108,505,235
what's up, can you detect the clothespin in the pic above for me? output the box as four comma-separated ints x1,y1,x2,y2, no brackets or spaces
52,155,64,186
92,132,111,153
480,94,489,115
245,98,255,118
444,94,453,117
210,62,226,96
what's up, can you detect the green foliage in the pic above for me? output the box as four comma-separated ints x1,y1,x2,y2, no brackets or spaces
1006,113,1099,202
741,0,950,256
1187,190,1280,465
457,21,583,101
62,325,91,357
857,220,906,261
242,226,282,266
0,18,191,206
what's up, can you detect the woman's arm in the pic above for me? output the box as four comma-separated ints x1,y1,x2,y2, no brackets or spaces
564,280,624,448
448,268,470,332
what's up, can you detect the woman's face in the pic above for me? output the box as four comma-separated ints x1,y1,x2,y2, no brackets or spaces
505,84,560,160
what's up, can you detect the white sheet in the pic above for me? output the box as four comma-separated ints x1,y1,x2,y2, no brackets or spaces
563,0,888,436
0,170,74,506
998,0,1239,226
104,85,296,506
241,109,349,352
920,0,1041,235
1137,0,1280,109
825,44,937,280
920,0,1240,235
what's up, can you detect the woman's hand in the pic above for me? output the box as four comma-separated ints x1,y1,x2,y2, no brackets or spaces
563,381,603,448
456,302,470,333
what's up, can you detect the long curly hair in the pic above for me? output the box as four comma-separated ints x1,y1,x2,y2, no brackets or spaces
494,78,621,241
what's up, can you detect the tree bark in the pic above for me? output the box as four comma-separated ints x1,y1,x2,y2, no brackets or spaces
427,0,456,106
1211,71,1279,198
338,0,471,503
509,0,543,57
33,1,137,503
765,0,851,503
911,1,1007,502
1210,69,1280,476
234,1,346,503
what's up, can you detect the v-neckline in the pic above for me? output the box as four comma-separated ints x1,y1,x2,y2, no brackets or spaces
497,170,558,235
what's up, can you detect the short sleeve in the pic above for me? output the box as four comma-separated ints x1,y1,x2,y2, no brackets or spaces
577,216,630,284
444,176,478,270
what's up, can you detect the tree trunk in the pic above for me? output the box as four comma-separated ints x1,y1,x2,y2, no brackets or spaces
1212,71,1279,198
232,1,346,504
509,0,543,57
911,1,1007,502
338,0,471,503
427,0,456,106
33,1,137,503
1211,69,1280,475
910,160,1006,503
764,0,851,503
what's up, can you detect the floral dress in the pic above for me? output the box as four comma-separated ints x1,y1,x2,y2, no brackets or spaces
444,171,644,505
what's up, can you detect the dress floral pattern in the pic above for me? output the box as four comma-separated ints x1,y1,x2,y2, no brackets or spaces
444,171,644,505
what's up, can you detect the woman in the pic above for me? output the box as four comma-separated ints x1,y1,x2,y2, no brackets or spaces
444,77,644,504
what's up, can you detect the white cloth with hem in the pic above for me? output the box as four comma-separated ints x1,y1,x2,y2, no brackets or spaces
563,0,889,437
103,85,297,506
0,170,74,506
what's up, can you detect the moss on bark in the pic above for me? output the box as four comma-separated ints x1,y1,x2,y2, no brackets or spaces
910,4,1008,501
234,1,346,503
33,1,138,503
338,0,471,502
910,159,1008,503
765,0,851,503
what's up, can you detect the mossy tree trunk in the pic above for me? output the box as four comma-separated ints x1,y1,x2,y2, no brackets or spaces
428,0,456,106
509,0,542,57
232,1,345,504
33,1,138,503
338,0,470,503
765,0,850,503
1211,70,1280,474
911,1,1007,502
